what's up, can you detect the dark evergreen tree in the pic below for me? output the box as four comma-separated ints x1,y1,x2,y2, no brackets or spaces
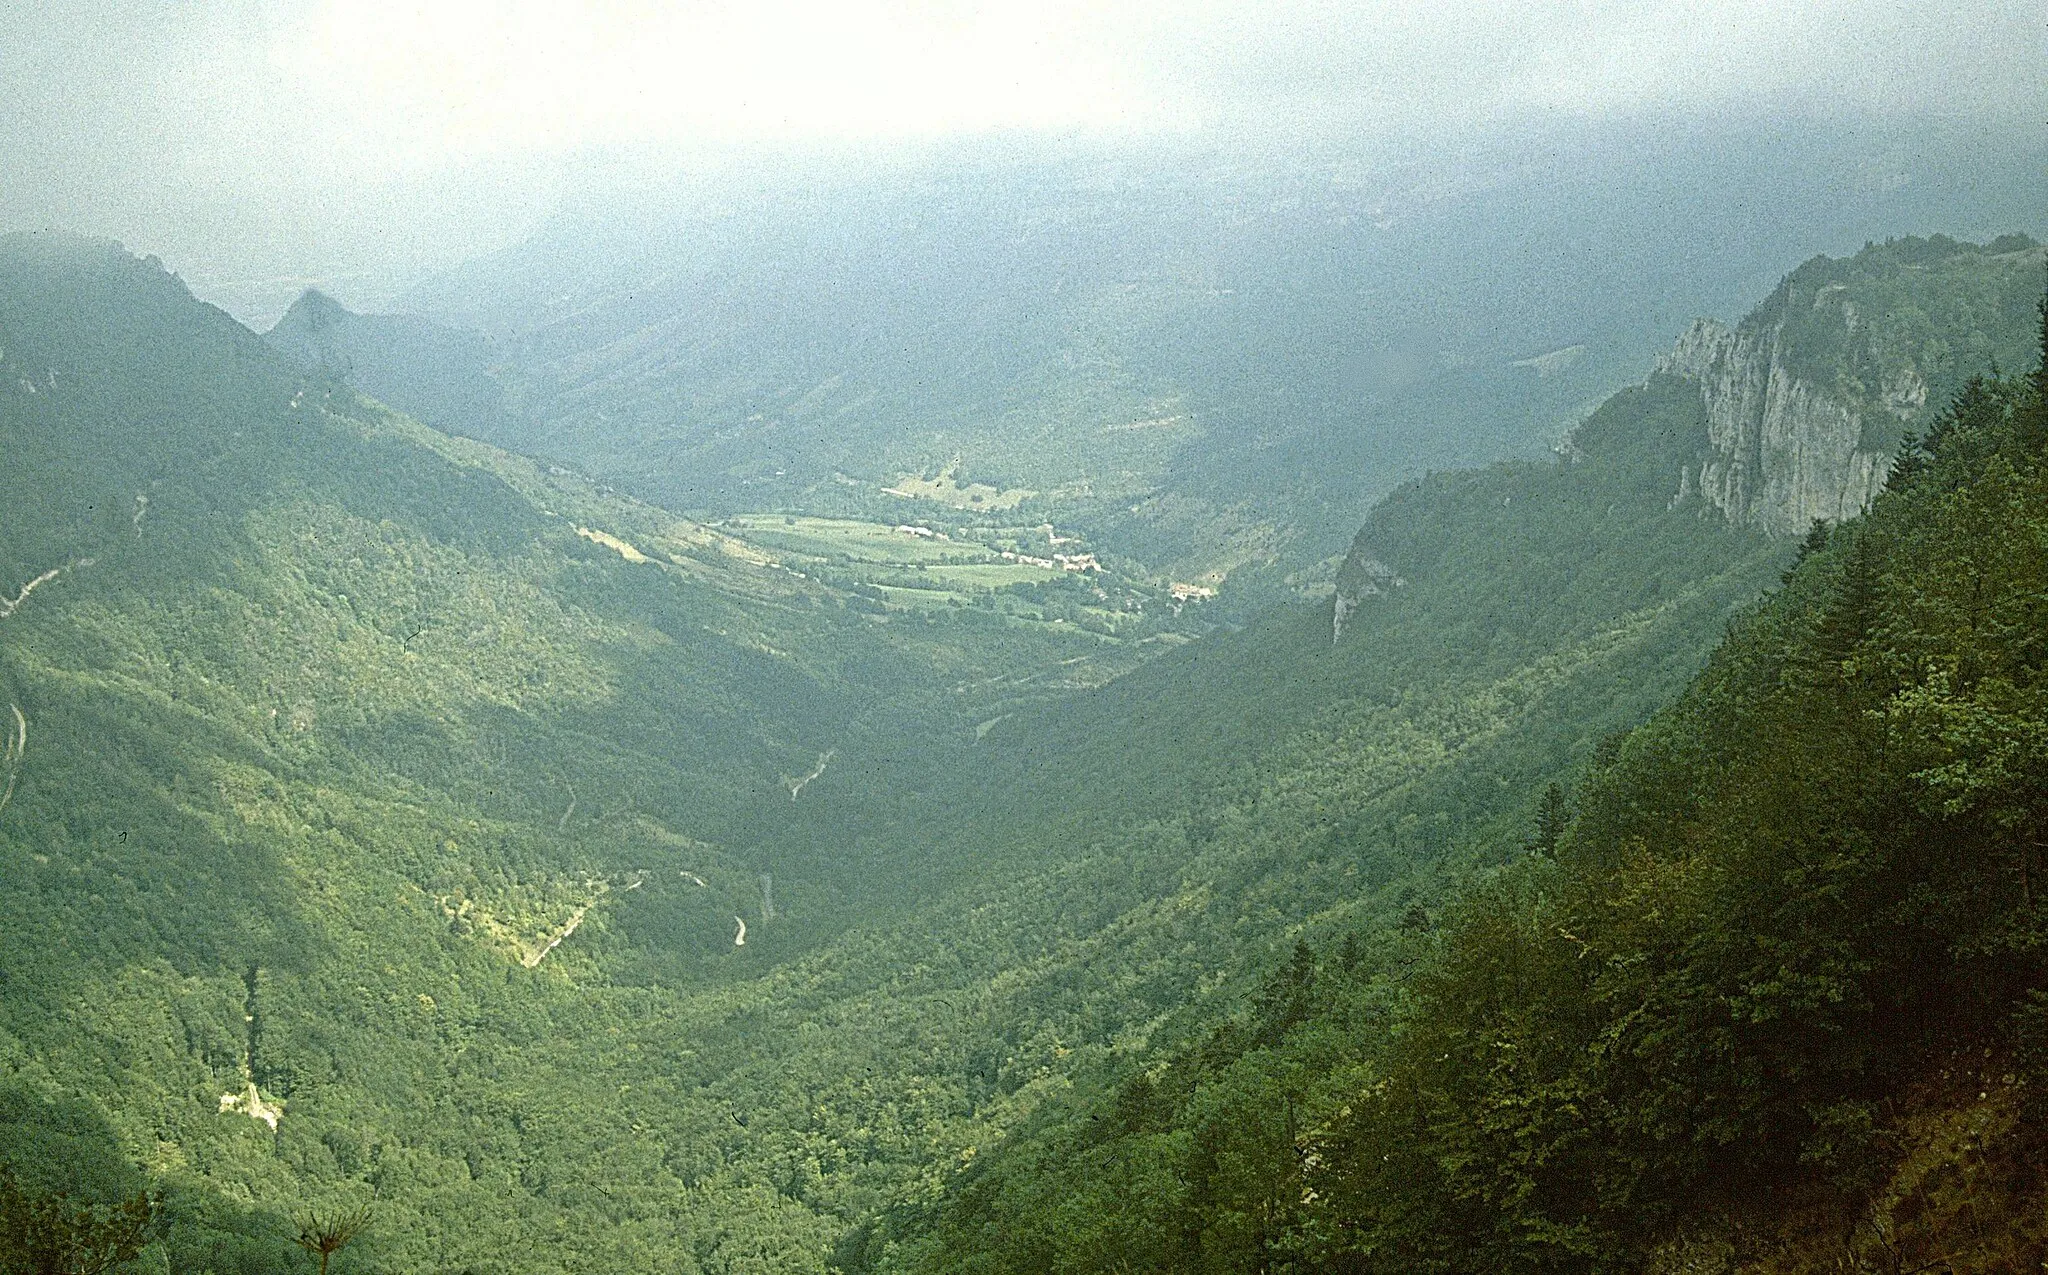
1528,782,1570,855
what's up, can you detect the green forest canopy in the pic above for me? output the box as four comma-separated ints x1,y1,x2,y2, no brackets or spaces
0,232,2041,1272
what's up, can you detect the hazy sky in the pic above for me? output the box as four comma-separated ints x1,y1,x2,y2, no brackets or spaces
2,0,2040,309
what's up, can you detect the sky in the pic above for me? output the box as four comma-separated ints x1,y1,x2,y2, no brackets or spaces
1,0,2040,314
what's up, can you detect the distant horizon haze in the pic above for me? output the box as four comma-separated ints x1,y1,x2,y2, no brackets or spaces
0,0,2041,321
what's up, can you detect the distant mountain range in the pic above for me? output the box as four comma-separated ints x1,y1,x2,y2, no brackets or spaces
266,122,2048,606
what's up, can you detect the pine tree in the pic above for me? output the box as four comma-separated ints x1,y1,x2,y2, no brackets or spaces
2035,261,2048,403
2022,262,2048,447
1529,782,1569,855
1254,939,1319,1043
1784,519,1831,583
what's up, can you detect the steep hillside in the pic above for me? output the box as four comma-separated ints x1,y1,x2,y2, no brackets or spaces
0,234,1202,1273
1298,315,2048,1274
1333,235,2045,628
846,243,2045,1274
262,289,519,454
0,232,2036,1275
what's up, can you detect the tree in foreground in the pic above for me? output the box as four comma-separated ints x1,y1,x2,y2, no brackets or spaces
293,1205,371,1275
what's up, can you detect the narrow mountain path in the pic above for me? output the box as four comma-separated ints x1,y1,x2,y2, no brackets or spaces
0,704,24,816
0,567,65,619
784,750,835,801
523,901,596,968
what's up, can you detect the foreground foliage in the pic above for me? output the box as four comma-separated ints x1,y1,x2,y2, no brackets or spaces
873,301,2048,1273
0,1170,157,1275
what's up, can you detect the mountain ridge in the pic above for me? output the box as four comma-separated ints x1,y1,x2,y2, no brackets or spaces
855,234,2048,1273
1333,234,2045,637
1660,234,2043,532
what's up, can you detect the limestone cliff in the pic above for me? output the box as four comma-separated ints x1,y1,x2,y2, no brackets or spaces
1656,314,1899,534
1658,235,2044,535
1330,235,2044,642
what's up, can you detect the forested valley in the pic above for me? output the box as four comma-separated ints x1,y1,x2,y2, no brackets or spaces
2,221,2045,1275
860,254,2048,1274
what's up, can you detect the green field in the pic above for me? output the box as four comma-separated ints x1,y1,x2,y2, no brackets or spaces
723,514,975,565
880,467,1036,511
723,515,1144,609
923,562,1064,588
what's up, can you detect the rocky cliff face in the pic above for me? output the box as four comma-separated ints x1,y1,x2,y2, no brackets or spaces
1657,235,2043,535
1656,312,1909,536
1330,554,1402,644
1329,236,2044,642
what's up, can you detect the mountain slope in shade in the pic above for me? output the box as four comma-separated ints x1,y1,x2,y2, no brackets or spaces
263,287,521,451
840,236,2048,1274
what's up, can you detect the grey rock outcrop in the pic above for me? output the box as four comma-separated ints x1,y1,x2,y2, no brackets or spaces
1331,555,1402,644
1330,234,2041,642
1651,235,2045,536
1655,314,1910,535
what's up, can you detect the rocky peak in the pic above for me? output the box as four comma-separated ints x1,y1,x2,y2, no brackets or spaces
272,288,351,334
264,289,361,376
1327,236,2043,643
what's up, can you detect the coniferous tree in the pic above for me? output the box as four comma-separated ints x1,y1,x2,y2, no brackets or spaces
2035,262,2048,403
1784,518,1830,582
1529,782,1569,855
